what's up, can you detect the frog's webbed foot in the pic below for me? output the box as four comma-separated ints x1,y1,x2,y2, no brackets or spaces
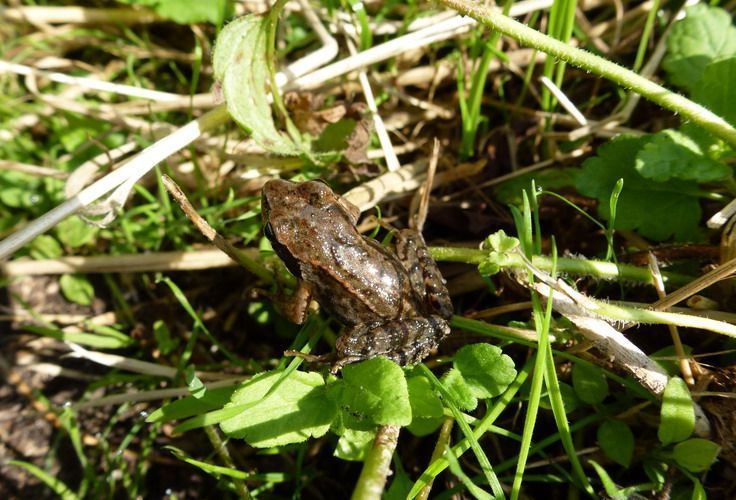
335,316,451,367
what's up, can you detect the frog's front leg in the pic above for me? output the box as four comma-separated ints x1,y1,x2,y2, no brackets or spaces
333,316,451,372
395,230,454,319
273,279,313,325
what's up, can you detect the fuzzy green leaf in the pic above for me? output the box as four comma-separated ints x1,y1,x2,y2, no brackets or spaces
59,274,94,306
118,0,230,24
663,4,736,90
24,324,132,350
673,439,720,472
340,358,412,426
571,362,608,405
29,235,63,259
658,377,695,445
597,420,634,467
691,57,736,127
56,216,97,248
213,14,300,155
576,135,703,241
154,0,229,24
334,428,375,461
635,129,730,182
406,374,444,436
483,230,519,253
440,368,477,411
147,385,237,423
220,370,335,447
453,343,516,399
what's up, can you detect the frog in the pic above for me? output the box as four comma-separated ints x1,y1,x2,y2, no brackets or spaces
261,179,453,372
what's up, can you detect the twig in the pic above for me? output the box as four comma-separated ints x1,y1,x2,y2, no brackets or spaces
1,6,164,24
0,60,181,101
647,254,695,385
0,249,239,276
411,138,440,231
351,425,401,500
416,417,454,500
649,255,736,311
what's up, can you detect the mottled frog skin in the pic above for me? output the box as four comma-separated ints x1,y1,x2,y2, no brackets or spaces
261,179,452,370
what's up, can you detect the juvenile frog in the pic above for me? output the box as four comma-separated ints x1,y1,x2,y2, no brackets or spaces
261,179,453,371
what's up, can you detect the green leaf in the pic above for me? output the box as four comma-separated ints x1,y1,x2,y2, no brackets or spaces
406,374,444,436
56,216,97,248
165,446,251,480
24,325,133,349
59,274,94,306
213,14,300,155
571,362,608,405
650,344,694,377
663,4,736,91
0,187,36,208
314,119,357,152
340,358,412,426
29,234,63,259
658,377,695,445
452,343,516,399
7,461,78,500
589,460,627,500
673,438,720,472
57,114,110,153
691,477,707,500
220,370,335,447
576,135,703,241
334,428,375,461
407,374,443,418
384,459,413,500
478,230,520,276
483,230,519,253
153,0,230,24
185,366,206,399
540,381,580,413
597,420,634,467
635,129,730,182
440,368,477,411
152,319,179,356
691,57,736,127
147,385,237,423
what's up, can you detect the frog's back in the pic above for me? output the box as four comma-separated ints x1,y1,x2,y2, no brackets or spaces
299,237,413,324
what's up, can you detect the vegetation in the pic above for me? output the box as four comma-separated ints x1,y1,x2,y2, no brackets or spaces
1,0,734,498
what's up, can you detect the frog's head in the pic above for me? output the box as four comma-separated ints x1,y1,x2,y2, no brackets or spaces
261,179,360,227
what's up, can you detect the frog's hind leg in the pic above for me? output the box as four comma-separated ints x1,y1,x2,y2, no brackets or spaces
335,316,450,368
395,230,454,319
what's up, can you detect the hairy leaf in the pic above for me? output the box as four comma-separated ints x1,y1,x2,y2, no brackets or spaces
220,370,335,447
576,136,703,241
663,4,736,90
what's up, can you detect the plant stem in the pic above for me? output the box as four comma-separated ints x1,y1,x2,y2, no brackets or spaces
351,425,401,500
438,0,736,149
429,247,692,286
416,417,454,500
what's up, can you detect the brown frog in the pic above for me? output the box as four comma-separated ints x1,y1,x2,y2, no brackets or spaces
261,179,453,371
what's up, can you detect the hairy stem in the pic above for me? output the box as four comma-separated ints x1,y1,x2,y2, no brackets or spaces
438,0,736,148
